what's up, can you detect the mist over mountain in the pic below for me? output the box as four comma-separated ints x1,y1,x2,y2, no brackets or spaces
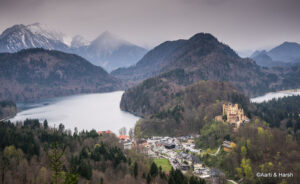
77,31,148,72
0,24,147,71
0,48,123,102
250,42,300,67
70,35,90,48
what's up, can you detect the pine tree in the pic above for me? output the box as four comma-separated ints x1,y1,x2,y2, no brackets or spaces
147,173,151,184
133,161,138,178
48,128,66,184
48,128,78,184
150,162,158,177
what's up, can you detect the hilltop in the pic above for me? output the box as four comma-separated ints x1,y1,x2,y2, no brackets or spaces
0,48,123,102
113,33,300,97
121,78,251,136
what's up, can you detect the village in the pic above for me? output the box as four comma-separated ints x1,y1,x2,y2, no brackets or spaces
98,103,247,183
119,134,227,181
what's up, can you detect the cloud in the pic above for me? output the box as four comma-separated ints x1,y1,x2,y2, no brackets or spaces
0,0,299,50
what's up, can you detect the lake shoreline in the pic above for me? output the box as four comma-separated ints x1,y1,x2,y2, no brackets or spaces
9,91,140,134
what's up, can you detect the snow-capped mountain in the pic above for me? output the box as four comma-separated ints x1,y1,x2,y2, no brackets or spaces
79,31,147,71
0,23,148,71
0,23,70,53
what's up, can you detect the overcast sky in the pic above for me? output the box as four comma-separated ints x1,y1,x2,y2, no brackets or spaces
0,0,299,52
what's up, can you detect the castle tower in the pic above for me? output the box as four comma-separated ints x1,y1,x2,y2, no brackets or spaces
221,103,248,129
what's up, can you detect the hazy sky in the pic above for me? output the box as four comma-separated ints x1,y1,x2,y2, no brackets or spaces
0,0,299,51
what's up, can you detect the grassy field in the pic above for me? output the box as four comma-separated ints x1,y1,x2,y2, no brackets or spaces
153,158,172,172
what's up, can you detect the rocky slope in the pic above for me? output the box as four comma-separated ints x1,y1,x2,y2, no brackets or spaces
0,48,123,102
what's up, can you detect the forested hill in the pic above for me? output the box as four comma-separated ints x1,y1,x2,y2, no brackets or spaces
121,78,252,136
0,120,206,184
0,48,123,102
253,95,300,130
113,33,300,97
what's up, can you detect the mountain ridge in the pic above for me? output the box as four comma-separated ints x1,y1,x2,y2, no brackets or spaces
113,33,287,97
0,48,123,102
0,24,147,71
250,41,300,67
0,23,70,53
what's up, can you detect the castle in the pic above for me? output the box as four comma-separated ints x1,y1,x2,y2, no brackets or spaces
222,103,249,129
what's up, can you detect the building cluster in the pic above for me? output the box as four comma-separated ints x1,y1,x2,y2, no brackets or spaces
99,130,226,182
132,135,224,180
118,135,133,149
97,130,133,149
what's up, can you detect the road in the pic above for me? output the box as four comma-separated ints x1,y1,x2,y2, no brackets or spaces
208,146,221,156
227,179,238,184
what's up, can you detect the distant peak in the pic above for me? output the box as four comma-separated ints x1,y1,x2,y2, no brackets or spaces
189,32,217,41
93,31,132,47
98,31,119,40
281,41,299,46
0,24,27,38
270,41,300,52
12,24,27,28
6,24,27,31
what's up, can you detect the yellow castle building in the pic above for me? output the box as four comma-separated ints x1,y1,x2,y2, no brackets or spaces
222,103,249,129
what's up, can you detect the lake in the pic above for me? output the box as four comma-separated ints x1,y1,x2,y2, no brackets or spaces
10,89,300,133
250,89,300,103
10,91,140,134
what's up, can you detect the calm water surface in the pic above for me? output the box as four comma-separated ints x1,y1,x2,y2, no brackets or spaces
10,91,139,134
250,89,300,103
11,89,300,132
